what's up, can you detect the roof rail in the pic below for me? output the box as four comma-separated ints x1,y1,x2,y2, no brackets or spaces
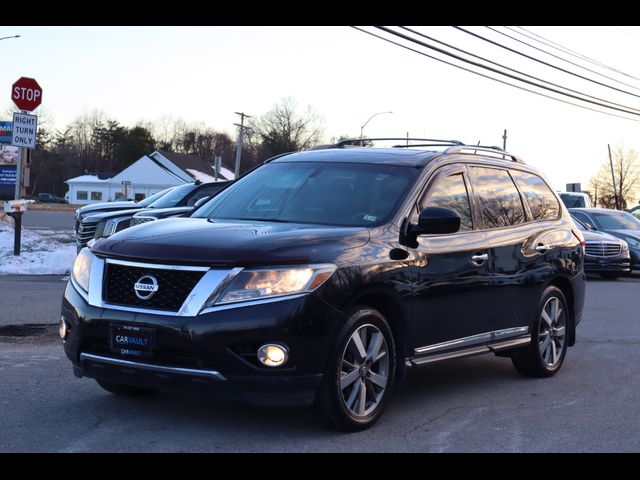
444,145,524,163
333,137,464,148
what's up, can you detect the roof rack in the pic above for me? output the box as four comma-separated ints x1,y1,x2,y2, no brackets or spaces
333,137,464,148
444,145,524,163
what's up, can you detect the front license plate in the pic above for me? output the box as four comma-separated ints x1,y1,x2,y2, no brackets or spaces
110,325,155,358
598,259,609,266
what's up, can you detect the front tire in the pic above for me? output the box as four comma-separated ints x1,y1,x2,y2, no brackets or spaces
317,307,396,431
511,286,569,378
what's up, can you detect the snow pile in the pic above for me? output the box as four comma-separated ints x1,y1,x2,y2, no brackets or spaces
0,221,77,275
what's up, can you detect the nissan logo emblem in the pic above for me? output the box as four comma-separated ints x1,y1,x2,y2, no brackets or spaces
134,275,159,300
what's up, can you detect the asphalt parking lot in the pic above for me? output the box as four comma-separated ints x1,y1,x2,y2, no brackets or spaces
1,275,639,452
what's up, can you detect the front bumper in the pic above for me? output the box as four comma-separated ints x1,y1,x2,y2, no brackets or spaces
62,282,340,406
584,254,631,273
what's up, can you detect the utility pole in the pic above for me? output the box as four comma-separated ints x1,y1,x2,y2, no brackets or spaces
502,129,507,150
608,144,621,210
233,112,252,179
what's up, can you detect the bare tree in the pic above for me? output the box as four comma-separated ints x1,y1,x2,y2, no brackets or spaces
252,97,324,158
588,143,640,209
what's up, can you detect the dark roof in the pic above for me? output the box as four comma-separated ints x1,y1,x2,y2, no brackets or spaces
155,151,217,178
272,147,440,167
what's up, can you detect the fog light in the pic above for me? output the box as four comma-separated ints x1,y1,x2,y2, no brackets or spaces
257,344,289,367
59,316,68,340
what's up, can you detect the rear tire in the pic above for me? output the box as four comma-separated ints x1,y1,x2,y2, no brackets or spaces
511,286,569,378
316,306,396,431
95,379,157,396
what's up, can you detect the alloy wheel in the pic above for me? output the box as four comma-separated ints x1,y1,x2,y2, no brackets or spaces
538,296,566,368
339,323,389,418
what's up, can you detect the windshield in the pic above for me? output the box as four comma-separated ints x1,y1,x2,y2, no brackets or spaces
136,186,176,207
192,161,419,227
592,211,640,230
149,184,196,208
559,193,587,208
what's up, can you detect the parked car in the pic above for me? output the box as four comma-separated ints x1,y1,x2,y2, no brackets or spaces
570,207,640,272
130,181,231,227
628,205,640,220
558,191,592,209
62,140,585,431
571,215,630,279
37,193,68,204
74,186,175,233
77,181,230,250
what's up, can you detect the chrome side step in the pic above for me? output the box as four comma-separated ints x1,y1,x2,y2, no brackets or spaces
406,335,531,367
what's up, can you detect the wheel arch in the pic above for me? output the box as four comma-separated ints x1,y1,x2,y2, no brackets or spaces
345,285,409,383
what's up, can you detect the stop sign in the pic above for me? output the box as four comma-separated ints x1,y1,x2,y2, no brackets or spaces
11,77,42,111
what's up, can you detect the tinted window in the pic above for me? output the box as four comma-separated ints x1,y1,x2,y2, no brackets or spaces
185,183,228,206
559,193,586,208
592,211,640,230
420,173,473,231
571,211,593,227
510,170,559,221
193,162,418,227
472,167,526,228
136,186,176,207
149,184,197,208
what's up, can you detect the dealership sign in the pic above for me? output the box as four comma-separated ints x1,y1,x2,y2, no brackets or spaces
11,112,37,149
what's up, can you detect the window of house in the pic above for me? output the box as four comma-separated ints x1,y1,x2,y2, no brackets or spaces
77,191,88,200
471,167,527,229
419,173,473,231
91,192,102,201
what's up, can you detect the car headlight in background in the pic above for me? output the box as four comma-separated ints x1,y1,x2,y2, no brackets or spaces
205,264,336,307
102,217,131,237
72,248,94,293
624,237,640,249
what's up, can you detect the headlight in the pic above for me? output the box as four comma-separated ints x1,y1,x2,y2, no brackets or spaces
205,264,336,307
102,217,130,237
621,240,630,252
72,248,94,293
625,237,640,249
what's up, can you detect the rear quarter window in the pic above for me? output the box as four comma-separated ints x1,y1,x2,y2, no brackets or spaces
510,170,560,221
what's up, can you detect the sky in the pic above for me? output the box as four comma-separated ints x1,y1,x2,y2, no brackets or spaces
2,25,640,198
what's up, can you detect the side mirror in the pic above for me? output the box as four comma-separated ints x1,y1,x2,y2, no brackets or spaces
193,196,211,209
412,207,461,235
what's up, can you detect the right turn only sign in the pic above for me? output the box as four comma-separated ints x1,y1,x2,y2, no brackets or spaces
11,112,38,149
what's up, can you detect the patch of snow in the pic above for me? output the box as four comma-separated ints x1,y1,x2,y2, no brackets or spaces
66,174,111,183
186,168,233,183
0,222,77,275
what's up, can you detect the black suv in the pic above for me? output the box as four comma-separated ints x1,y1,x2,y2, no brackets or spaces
61,140,586,430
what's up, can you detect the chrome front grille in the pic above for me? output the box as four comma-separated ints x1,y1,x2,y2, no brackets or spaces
585,241,621,257
131,216,156,227
76,221,98,248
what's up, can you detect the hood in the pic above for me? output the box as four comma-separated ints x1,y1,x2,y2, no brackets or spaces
83,208,147,223
582,229,623,242
603,229,640,239
133,206,192,220
92,218,370,266
77,201,136,216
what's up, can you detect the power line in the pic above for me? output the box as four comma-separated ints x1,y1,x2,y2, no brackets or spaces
484,25,640,92
511,26,640,83
349,27,640,123
400,26,640,115
375,26,640,117
453,26,640,100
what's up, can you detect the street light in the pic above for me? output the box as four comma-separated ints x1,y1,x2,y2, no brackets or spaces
360,111,393,145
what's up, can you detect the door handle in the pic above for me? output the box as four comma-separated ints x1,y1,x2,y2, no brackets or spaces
471,253,488,265
535,244,550,253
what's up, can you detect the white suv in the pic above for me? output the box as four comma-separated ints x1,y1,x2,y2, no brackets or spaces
558,192,592,209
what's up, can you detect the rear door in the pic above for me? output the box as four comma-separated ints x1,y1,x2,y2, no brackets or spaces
410,165,493,352
471,166,563,335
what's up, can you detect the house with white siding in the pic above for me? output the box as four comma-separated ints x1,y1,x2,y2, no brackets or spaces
65,151,234,205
